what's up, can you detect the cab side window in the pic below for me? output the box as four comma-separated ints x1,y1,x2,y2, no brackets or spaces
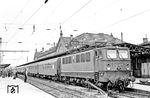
98,50,103,59
95,50,102,59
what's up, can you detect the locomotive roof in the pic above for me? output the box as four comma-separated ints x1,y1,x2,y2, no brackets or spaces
102,46,129,49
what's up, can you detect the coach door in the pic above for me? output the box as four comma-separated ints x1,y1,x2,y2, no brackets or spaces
95,49,103,69
95,50,99,70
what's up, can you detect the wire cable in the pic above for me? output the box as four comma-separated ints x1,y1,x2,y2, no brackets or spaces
21,4,44,27
5,0,31,31
61,0,93,25
43,0,65,24
7,0,49,43
3,0,31,49
22,0,50,27
103,8,150,29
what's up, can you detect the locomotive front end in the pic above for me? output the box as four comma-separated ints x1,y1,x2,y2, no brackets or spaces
95,46,135,91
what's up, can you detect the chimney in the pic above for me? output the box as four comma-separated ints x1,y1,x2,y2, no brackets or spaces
60,25,63,37
42,47,44,51
143,34,148,43
143,38,148,43
110,33,113,37
70,34,73,40
121,32,123,42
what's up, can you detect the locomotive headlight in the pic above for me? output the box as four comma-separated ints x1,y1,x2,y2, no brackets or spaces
107,64,111,70
126,64,130,70
100,72,104,76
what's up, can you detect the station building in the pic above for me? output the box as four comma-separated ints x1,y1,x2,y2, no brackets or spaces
0,38,11,77
34,32,123,60
139,37,150,77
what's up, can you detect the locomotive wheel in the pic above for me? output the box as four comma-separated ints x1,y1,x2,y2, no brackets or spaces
118,80,125,92
106,81,112,91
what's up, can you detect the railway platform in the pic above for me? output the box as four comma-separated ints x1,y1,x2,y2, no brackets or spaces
0,76,55,98
128,78,150,92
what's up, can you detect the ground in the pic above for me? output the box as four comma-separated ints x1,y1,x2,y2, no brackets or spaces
0,77,55,98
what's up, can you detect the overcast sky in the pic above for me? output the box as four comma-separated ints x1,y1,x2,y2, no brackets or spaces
0,0,150,66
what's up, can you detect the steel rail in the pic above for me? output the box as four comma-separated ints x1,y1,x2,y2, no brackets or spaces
18,75,87,98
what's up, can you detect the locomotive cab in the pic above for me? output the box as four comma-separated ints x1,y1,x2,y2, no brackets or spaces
94,46,134,91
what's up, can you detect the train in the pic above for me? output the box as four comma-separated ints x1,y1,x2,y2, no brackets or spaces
15,45,135,92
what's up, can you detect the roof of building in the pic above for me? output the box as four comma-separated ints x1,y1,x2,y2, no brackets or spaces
74,33,124,45
34,47,57,60
34,32,124,60
0,64,10,68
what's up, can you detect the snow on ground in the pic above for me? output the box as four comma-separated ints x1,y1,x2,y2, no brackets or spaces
0,77,55,98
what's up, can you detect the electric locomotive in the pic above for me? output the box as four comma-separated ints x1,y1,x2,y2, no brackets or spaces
60,46,135,91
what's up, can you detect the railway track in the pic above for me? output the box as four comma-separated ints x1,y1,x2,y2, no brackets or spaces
17,75,150,98
18,75,107,98
109,88,150,98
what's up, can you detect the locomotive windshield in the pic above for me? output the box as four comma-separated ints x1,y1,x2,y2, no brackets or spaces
106,49,129,59
118,50,128,59
106,50,117,58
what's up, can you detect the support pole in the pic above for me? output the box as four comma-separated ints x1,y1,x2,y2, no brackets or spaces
85,80,107,95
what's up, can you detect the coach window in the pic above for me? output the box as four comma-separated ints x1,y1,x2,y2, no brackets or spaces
65,57,67,64
69,56,72,63
62,58,65,64
76,54,80,63
66,57,69,64
64,57,67,64
86,52,90,62
81,53,85,62
72,56,75,63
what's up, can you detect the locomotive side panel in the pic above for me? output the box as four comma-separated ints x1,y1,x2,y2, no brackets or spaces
61,50,95,78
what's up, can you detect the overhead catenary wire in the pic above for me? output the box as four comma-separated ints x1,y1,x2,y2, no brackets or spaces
21,0,49,27
44,0,120,34
42,0,65,24
61,0,93,25
7,0,49,43
3,0,31,49
21,4,44,27
103,8,150,29
4,0,31,32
